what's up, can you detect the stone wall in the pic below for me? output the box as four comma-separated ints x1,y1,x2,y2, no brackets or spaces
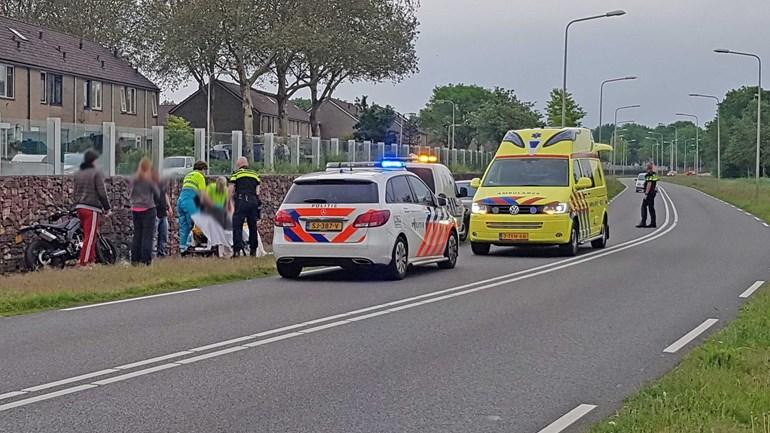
0,172,481,273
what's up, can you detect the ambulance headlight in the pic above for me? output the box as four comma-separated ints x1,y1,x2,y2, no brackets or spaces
471,202,488,214
543,202,569,215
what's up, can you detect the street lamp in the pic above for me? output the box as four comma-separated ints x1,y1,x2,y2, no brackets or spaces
675,113,699,173
598,76,637,142
435,100,457,149
648,131,665,168
562,10,627,127
612,104,640,173
714,48,762,197
646,135,660,167
689,93,721,183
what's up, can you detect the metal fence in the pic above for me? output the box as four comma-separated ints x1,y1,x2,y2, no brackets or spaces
0,117,493,177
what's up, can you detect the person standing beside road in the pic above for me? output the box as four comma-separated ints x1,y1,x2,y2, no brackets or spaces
636,162,659,228
72,149,111,267
129,158,160,265
229,157,261,257
153,171,172,258
177,161,210,256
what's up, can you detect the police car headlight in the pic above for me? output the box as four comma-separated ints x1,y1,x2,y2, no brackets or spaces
543,202,569,215
471,203,488,214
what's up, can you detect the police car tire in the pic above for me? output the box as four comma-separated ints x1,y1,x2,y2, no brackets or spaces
559,223,579,257
591,217,609,249
277,262,302,279
471,242,490,256
438,231,459,269
385,237,408,280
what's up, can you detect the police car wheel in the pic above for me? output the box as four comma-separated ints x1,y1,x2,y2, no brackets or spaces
471,242,490,256
559,223,579,257
591,218,609,249
438,231,459,269
385,237,408,280
277,262,302,279
460,216,470,242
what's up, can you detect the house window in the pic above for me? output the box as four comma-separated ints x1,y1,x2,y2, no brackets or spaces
40,72,47,103
83,80,102,110
121,87,136,114
151,93,158,117
47,74,63,106
0,64,14,98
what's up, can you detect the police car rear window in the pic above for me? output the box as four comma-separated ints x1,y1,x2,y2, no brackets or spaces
285,180,379,204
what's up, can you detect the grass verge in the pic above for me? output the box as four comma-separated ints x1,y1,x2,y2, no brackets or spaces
0,257,275,316
606,176,626,201
590,283,770,433
664,176,770,222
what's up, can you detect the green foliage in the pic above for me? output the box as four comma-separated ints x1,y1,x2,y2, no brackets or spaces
164,115,194,157
419,84,541,148
353,96,397,143
545,88,586,127
292,98,312,111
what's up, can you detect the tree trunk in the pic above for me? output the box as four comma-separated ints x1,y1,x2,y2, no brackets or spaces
239,80,254,160
309,83,320,137
276,76,289,138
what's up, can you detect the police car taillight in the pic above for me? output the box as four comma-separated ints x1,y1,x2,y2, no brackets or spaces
274,210,296,227
353,210,390,228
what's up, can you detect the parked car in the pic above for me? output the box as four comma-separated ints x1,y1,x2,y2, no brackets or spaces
635,173,646,192
63,153,84,174
162,156,194,178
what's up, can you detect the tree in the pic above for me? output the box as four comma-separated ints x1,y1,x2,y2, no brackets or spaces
467,88,542,148
291,98,312,111
545,89,586,127
353,96,396,143
164,115,194,156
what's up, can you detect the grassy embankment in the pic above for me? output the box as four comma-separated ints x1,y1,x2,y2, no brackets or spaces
590,176,770,432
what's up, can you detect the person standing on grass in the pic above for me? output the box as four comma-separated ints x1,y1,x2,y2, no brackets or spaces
153,171,172,257
73,149,111,267
229,157,261,257
130,158,160,265
177,161,210,256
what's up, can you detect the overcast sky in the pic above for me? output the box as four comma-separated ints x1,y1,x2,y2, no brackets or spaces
166,0,770,128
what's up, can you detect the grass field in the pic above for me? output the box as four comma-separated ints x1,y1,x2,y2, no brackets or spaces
606,176,626,201
590,176,770,433
0,257,275,316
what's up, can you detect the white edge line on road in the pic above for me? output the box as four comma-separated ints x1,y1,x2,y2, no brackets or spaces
663,318,719,354
763,222,769,228
755,217,762,222
1,188,679,412
21,369,118,392
0,385,97,412
60,289,201,311
739,281,765,299
115,351,193,370
92,363,180,385
0,391,26,401
537,404,597,433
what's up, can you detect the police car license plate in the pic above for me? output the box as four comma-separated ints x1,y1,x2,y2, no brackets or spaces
499,232,528,241
307,221,343,232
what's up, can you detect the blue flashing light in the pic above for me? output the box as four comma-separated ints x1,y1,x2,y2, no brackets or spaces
381,160,405,168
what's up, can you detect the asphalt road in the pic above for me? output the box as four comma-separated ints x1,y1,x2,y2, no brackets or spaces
2,179,769,433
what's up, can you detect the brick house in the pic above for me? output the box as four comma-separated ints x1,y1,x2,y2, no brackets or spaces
316,97,428,145
169,80,311,139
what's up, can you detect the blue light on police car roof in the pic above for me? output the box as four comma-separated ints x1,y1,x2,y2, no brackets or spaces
381,160,404,168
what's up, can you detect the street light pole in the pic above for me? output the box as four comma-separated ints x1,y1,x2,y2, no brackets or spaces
436,100,457,149
598,76,637,142
676,113,699,173
612,104,640,174
715,49,762,197
689,94,721,184
562,10,627,127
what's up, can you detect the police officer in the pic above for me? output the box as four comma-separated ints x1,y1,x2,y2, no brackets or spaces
229,157,261,256
636,162,659,228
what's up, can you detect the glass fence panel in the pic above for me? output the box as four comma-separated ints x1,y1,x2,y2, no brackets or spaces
0,118,51,175
115,126,152,176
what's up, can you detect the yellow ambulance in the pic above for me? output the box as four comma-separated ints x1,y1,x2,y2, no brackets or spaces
468,128,611,256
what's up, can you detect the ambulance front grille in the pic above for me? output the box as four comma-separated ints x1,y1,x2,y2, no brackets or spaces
486,222,543,230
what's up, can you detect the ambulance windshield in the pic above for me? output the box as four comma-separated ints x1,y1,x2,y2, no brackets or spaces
483,158,569,187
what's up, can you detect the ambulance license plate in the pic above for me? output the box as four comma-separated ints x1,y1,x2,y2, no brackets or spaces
307,221,343,232
499,232,528,241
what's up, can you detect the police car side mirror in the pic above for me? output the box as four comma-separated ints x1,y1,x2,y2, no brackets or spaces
436,196,448,207
576,177,593,190
469,178,481,189
458,187,468,198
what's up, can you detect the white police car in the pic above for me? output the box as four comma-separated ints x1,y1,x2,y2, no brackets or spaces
273,161,459,280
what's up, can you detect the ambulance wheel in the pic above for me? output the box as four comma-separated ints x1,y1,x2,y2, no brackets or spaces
385,237,408,280
592,217,609,249
471,242,490,255
277,262,302,279
438,231,459,269
559,222,579,257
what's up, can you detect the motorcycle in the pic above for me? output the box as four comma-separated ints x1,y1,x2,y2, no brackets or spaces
17,208,118,270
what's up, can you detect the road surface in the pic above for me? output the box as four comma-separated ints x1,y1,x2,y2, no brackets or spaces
1,180,769,433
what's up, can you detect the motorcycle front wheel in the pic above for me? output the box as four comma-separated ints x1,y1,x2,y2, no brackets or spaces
96,237,118,265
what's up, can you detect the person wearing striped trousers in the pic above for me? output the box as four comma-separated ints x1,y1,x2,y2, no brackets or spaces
72,149,112,267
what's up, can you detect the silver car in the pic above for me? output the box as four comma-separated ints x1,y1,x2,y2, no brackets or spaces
635,173,646,193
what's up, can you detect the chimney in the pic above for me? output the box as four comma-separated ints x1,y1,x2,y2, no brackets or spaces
62,51,66,60
101,60,105,69
38,31,43,39
96,55,100,61
79,39,83,49
56,45,61,52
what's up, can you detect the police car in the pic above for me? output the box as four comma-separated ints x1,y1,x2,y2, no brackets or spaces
273,161,460,280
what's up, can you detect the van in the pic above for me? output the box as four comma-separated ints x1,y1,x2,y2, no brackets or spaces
405,159,468,241
468,128,611,256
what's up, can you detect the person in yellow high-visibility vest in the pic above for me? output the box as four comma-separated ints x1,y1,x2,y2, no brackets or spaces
177,161,211,255
206,177,231,228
